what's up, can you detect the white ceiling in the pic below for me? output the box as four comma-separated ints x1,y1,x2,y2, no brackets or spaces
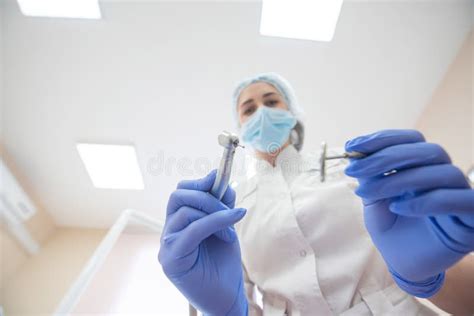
2,0,473,228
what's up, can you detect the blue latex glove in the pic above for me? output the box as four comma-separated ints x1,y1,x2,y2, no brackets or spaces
158,170,248,315
345,129,474,298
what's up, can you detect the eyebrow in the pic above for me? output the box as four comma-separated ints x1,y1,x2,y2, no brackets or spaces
240,92,279,107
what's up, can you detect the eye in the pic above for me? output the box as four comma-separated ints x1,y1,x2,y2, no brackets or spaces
243,105,256,116
265,100,279,107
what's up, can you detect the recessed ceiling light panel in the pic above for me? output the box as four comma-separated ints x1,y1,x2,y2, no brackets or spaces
260,0,343,42
17,0,101,19
77,143,144,190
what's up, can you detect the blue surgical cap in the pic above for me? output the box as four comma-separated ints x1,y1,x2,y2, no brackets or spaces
232,72,305,150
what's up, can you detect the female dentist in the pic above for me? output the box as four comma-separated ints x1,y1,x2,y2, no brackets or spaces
158,73,474,315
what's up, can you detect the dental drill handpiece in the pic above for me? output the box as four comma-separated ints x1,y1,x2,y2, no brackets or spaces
210,131,242,200
188,131,241,316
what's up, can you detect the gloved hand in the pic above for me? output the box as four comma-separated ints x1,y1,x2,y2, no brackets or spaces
158,170,248,315
344,129,474,298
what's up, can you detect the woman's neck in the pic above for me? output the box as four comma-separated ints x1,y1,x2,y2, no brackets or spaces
255,141,291,167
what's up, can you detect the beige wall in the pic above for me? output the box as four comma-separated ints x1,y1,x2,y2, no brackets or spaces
416,31,473,173
0,0,3,142
0,229,28,289
0,147,107,314
1,228,106,315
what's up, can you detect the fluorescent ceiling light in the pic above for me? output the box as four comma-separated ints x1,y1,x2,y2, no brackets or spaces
77,144,144,190
17,0,101,19
260,0,343,42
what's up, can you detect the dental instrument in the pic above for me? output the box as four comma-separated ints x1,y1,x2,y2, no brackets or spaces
210,131,243,200
188,130,242,316
319,142,366,182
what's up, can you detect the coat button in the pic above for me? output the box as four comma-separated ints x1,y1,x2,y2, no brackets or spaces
299,250,307,257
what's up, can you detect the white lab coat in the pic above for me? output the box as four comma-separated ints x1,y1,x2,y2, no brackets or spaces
234,145,437,316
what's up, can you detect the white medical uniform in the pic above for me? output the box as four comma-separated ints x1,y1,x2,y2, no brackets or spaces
234,145,437,316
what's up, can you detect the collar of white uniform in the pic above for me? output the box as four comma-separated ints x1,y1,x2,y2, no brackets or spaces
253,144,308,179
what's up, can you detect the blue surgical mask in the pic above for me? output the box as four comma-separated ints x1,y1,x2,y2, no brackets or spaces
241,107,297,153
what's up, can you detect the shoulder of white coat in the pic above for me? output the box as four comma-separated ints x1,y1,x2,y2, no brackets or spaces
230,174,258,205
228,152,261,206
